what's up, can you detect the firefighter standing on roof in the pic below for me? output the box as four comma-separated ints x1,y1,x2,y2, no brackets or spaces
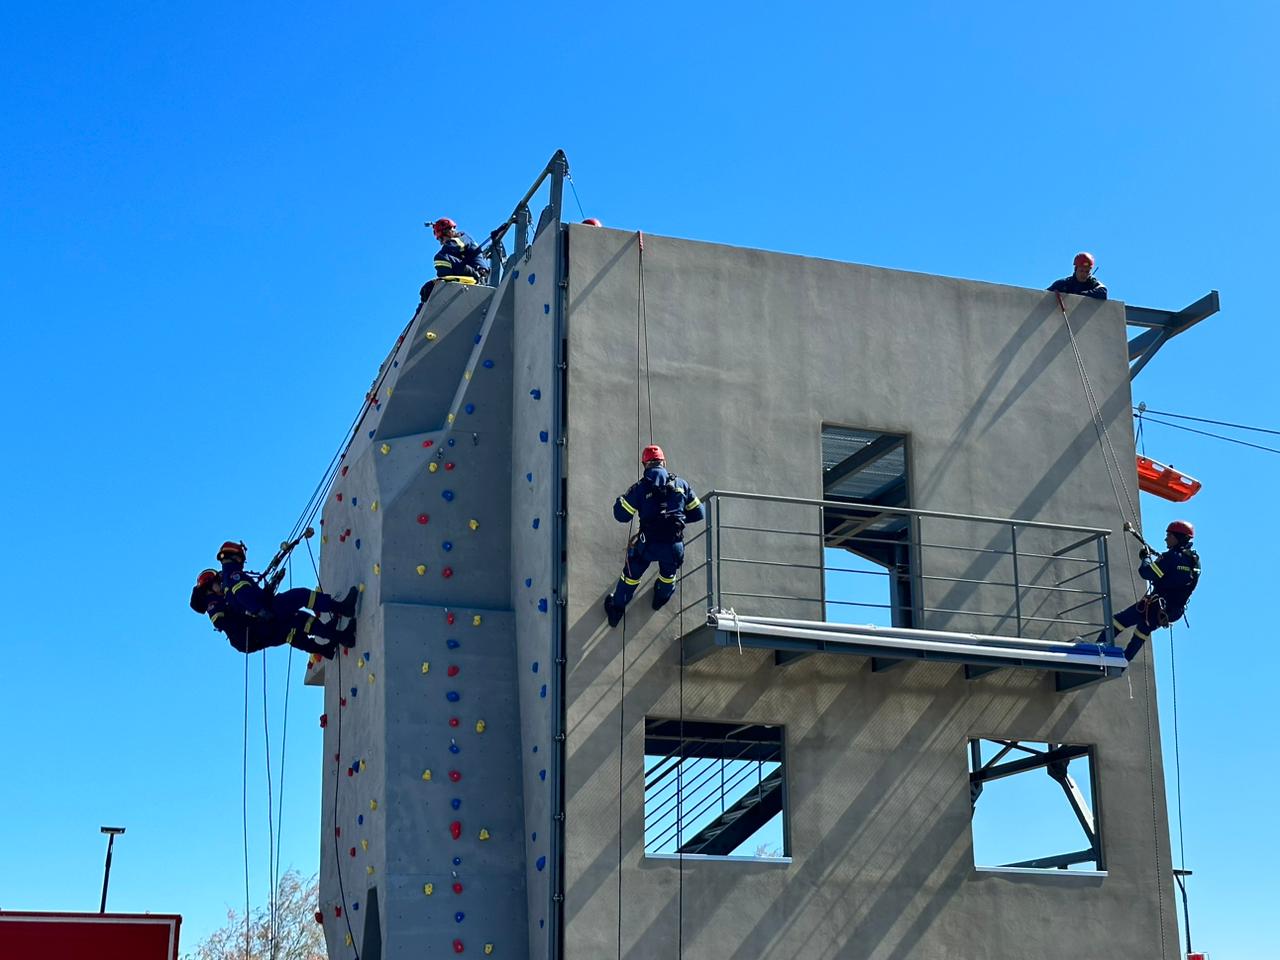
604,445,705,628
419,218,489,303
1100,520,1201,661
1049,252,1108,300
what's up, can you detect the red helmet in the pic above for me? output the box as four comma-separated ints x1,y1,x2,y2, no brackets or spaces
430,217,457,241
196,568,219,588
1166,520,1194,540
582,218,603,227
217,540,246,563
641,444,666,464
189,568,220,612
1074,251,1095,268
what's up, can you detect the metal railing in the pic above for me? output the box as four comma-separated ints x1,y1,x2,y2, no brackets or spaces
681,491,1116,644
480,149,569,287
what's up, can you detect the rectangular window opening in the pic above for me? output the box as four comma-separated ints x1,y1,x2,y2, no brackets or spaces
643,718,787,860
968,737,1104,873
821,425,914,628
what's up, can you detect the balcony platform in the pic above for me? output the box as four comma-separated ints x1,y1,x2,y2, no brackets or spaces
682,610,1127,692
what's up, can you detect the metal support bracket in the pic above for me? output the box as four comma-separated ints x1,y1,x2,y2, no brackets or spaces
1126,291,1220,380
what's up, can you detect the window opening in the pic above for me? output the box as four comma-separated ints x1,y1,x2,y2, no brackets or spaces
968,738,1103,871
821,425,914,628
643,718,787,859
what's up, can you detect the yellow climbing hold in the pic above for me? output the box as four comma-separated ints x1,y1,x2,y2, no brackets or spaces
357,657,365,668
424,882,434,895
366,865,374,875
371,500,379,511
361,838,369,851
359,759,366,771
472,615,483,626
416,564,427,575
387,387,393,397
379,444,390,455
373,563,381,575
484,945,494,955
421,661,430,675
447,413,455,424
478,828,490,841
368,673,376,684
475,719,486,734
469,518,479,531
322,534,329,544
428,462,438,473
422,768,432,781
346,934,353,946
464,369,472,381
370,799,378,811
426,330,438,341
358,582,366,593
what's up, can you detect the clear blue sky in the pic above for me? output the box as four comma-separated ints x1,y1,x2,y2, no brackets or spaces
2,2,1276,956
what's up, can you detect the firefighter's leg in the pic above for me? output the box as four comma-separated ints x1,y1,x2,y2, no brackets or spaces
605,544,652,627
281,613,338,659
651,542,685,610
309,611,357,648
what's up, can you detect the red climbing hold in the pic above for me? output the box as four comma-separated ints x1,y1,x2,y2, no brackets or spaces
335,827,341,837
418,514,430,524
320,713,328,728
448,770,462,783
452,882,463,894
423,439,434,448
336,493,343,501
450,820,462,840
453,940,464,954
447,612,456,625
447,665,460,677
449,717,460,728
334,906,342,918
347,768,355,777
340,697,347,707
349,847,357,857
445,462,455,471
443,567,453,579
314,911,324,924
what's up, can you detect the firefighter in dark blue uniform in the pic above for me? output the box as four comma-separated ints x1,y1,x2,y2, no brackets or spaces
1101,520,1200,661
188,541,358,657
419,218,489,303
1048,251,1108,300
603,445,705,628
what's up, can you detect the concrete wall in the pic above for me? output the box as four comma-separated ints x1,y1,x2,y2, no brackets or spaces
561,225,1177,959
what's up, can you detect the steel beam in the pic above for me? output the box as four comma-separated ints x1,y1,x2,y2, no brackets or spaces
1126,290,1220,379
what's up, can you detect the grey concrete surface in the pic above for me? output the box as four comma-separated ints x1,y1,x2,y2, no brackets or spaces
561,225,1177,959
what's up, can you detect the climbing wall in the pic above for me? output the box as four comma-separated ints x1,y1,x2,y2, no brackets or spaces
309,268,539,958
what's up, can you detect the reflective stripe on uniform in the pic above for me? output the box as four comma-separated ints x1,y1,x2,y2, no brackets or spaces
211,612,224,623
617,497,638,516
656,573,676,584
231,580,252,594
1148,560,1164,577
308,589,318,609
620,575,641,586
304,616,316,633
439,275,478,285
685,496,701,510
435,260,453,268
285,628,297,644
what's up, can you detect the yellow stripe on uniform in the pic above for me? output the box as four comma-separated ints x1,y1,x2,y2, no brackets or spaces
304,616,316,633
617,497,638,516
211,612,224,623
1147,561,1164,577
685,496,701,510
620,575,641,586
285,628,297,644
308,589,318,609
231,580,252,594
657,574,676,584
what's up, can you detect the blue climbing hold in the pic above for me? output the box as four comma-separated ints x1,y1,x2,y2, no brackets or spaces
532,518,540,529
525,578,533,588
539,769,546,781
449,742,460,754
513,270,519,279
358,814,364,825
539,431,548,443
451,798,461,810
353,902,360,911
530,389,541,400
350,687,357,697
540,918,545,929
363,651,371,661
443,541,453,552
448,438,456,447
538,598,548,612
536,856,546,872
540,684,547,698
447,691,460,702
528,273,536,284
482,359,494,369
367,430,374,438
393,360,399,368
453,856,462,866
352,497,358,506
447,639,460,649
474,334,482,344
532,662,539,673
532,745,538,753
532,832,537,842
525,473,533,483
464,403,475,414
355,539,361,549
442,490,455,501
455,911,465,923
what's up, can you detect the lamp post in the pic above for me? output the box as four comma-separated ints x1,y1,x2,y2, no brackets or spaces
99,826,125,913
1173,867,1194,957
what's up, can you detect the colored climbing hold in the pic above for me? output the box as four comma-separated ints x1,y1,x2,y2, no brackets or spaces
539,431,549,442
380,443,390,455
525,473,533,483
453,940,464,954
448,770,462,782
453,856,462,866
536,856,546,871
429,462,439,473
464,403,475,415
422,662,430,675
447,413,455,424
447,665,459,677
482,359,494,368
538,598,548,612
319,713,328,727
314,911,324,924
358,814,364,825
355,539,362,549
464,370,472,381
532,662,539,673
368,673,376,684
349,847,356,857
453,882,464,894
525,578,533,588
443,541,453,551
357,657,365,668
371,500,379,511
539,769,546,781
455,911,465,923
443,566,453,578
350,686,357,697
358,582,366,592
426,330,438,340
340,697,347,707
451,797,461,810
478,828,490,841
423,769,433,781
418,513,430,524
367,865,374,875
335,906,342,918
361,839,368,851
442,490,455,501
352,497,358,506
360,759,367,771
445,461,455,471
475,719,486,733
346,934,353,947
336,493,343,502
370,799,378,811
447,639,460,649
528,273,536,284
447,611,456,625
341,465,348,476
450,821,462,840
484,945,494,955
424,439,434,448
469,518,479,530
532,518,540,529
540,684,547,698
424,883,434,895
373,563,381,575
449,716,459,727
447,691,460,702
417,564,427,575
529,388,541,400
472,615,482,626
448,437,456,447
347,768,354,778
449,741,460,754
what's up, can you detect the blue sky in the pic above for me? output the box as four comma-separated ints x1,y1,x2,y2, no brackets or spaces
1,1,1276,956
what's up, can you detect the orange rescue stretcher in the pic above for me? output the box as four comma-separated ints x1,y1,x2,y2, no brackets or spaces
1136,455,1202,503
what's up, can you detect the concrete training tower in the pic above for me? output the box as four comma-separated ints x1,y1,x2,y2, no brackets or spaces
306,152,1209,959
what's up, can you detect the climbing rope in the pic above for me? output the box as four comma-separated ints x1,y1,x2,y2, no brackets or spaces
262,654,276,959
1056,293,1167,959
241,649,252,960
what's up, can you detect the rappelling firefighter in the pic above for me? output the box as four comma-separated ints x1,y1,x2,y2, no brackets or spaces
1098,520,1200,661
419,218,489,303
187,541,359,657
603,445,705,628
1048,251,1108,300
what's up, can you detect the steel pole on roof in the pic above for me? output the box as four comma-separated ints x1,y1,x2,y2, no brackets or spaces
1010,525,1023,636
1098,535,1115,644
